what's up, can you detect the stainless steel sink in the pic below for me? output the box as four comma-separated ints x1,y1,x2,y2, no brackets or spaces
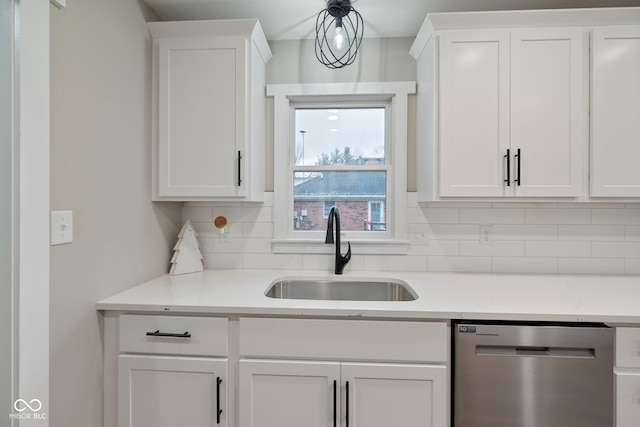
264,278,417,302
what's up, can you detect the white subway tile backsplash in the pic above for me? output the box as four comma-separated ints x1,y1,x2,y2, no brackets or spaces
526,241,591,258
460,241,525,257
626,258,640,275
183,194,640,275
492,225,558,241
243,253,303,270
363,255,427,272
408,240,459,257
460,208,524,224
525,208,591,224
429,224,479,240
592,208,640,225
627,226,640,241
242,222,274,239
559,225,625,241
492,257,558,274
197,237,214,254
182,206,213,223
428,256,492,273
592,242,640,258
202,253,243,269
421,208,460,224
558,258,625,275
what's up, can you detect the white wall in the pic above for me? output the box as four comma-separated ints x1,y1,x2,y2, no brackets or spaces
0,0,14,420
49,1,181,426
183,37,640,276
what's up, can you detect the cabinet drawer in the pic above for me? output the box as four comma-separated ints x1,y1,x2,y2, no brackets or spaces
239,318,447,363
615,370,640,427
616,328,640,368
119,315,228,356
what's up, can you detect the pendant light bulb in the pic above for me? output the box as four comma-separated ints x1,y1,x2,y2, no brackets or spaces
333,17,345,51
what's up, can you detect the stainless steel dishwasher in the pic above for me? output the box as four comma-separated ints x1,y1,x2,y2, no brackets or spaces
453,321,613,427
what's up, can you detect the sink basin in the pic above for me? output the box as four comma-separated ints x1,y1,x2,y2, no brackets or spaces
264,277,417,302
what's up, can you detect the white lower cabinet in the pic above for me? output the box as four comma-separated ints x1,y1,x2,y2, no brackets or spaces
238,317,449,427
615,371,640,426
239,359,446,427
615,327,640,427
119,356,228,427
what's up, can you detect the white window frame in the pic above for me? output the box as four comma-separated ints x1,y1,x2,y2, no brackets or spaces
268,82,415,255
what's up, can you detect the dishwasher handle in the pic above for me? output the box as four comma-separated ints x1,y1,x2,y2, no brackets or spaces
476,345,595,359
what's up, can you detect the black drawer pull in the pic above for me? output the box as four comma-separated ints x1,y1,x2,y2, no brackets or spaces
503,148,511,186
145,330,191,338
515,148,521,186
345,380,350,427
217,377,222,424
333,380,337,427
237,150,242,187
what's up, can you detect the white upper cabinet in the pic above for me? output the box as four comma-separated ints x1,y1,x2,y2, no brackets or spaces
427,24,585,199
149,20,272,201
438,29,510,198
591,25,640,198
510,27,584,197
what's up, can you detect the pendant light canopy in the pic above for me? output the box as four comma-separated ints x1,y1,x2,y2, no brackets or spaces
315,0,364,69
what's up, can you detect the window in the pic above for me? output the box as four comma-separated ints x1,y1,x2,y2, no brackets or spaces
293,107,388,233
368,201,385,231
323,201,336,218
268,82,415,254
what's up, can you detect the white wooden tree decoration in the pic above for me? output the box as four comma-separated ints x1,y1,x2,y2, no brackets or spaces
170,220,204,275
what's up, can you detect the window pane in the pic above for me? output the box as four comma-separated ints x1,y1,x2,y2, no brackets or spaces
293,171,386,232
294,108,386,166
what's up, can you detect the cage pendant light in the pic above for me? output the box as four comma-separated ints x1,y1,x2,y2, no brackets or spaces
315,0,364,69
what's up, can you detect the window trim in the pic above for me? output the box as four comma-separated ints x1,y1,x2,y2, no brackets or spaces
268,82,416,255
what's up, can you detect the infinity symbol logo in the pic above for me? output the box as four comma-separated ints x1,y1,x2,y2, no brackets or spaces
14,399,42,412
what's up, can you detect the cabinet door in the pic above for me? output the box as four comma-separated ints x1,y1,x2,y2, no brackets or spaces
616,371,640,427
119,355,227,427
157,36,246,198
510,28,584,197
239,359,340,427
439,29,510,197
342,363,447,427
591,26,640,197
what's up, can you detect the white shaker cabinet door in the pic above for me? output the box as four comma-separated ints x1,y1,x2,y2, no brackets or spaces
439,29,510,197
591,26,640,198
239,359,340,427
118,355,228,427
342,363,448,427
157,36,245,198
510,27,584,197
616,371,640,427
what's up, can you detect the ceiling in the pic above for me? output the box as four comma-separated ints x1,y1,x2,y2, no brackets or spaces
143,0,640,40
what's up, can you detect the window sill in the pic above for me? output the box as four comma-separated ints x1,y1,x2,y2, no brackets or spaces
272,239,409,255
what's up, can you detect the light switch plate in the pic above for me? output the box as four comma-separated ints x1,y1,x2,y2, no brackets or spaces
51,211,73,245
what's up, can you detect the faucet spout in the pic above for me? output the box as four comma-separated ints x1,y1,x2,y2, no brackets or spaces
325,207,351,275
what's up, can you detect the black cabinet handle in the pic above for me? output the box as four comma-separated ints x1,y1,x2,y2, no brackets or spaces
515,148,521,186
145,330,191,338
503,149,511,186
333,380,337,427
237,150,242,187
345,381,349,427
216,377,222,424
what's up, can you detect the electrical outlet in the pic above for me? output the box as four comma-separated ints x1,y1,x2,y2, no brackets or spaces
479,225,492,246
219,228,231,244
408,224,430,245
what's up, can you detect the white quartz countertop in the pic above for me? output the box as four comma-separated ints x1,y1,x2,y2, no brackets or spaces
96,269,640,324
